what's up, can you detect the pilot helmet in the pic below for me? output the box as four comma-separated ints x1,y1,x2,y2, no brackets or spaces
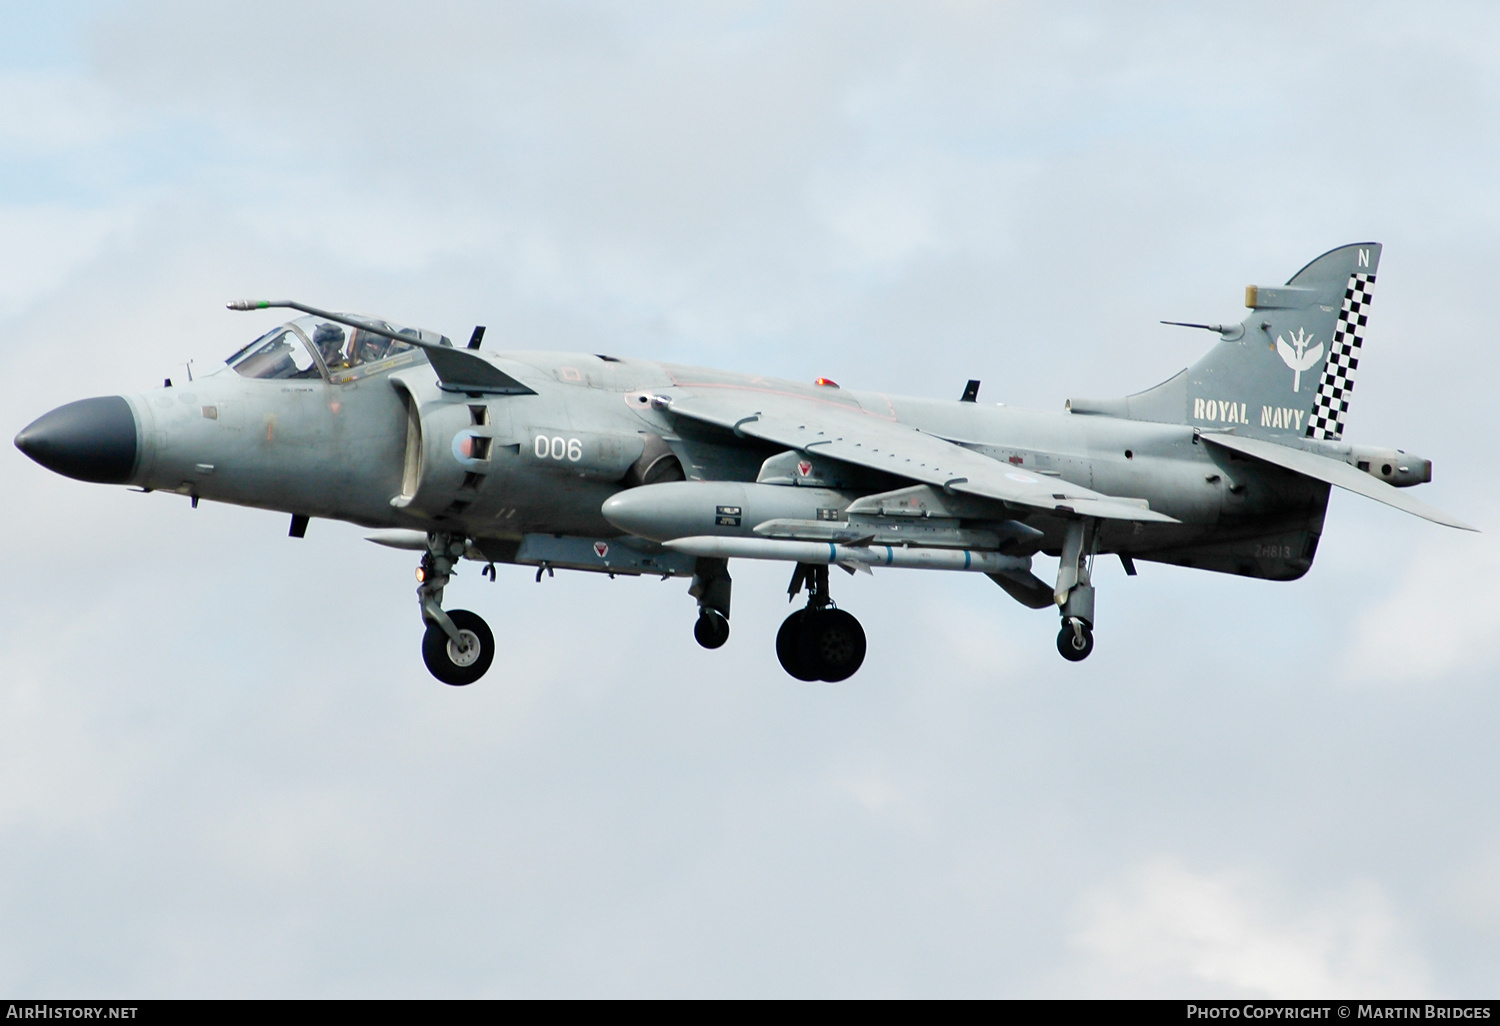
313,322,345,349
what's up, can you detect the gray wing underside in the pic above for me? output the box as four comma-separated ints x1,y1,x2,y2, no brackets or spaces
666,392,1179,523
1201,432,1477,531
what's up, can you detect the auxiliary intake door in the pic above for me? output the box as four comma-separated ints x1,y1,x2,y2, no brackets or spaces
389,376,516,519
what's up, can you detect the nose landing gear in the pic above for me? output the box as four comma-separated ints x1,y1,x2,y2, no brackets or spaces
423,608,495,685
417,532,495,686
1057,617,1094,661
776,564,867,682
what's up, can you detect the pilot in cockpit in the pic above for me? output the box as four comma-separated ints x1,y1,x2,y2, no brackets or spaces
354,329,390,365
313,323,347,369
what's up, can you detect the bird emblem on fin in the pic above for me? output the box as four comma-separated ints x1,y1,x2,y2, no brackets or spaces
1276,327,1323,392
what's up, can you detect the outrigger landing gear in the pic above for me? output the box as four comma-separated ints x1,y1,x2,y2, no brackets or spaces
417,532,494,686
777,563,867,682
690,557,732,650
1054,519,1097,663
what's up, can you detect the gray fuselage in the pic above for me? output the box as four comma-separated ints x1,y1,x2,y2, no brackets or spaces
122,348,1330,581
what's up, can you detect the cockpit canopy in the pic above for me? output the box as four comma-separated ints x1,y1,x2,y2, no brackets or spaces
225,314,448,382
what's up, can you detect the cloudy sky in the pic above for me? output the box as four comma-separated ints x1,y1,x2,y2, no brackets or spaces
2,0,1498,997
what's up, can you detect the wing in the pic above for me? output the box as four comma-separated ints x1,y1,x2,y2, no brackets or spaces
1201,431,1477,531
664,391,1179,523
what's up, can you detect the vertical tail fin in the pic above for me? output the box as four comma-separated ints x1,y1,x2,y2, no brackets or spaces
1069,243,1381,441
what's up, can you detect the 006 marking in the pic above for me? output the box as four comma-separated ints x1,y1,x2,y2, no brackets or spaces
534,435,583,462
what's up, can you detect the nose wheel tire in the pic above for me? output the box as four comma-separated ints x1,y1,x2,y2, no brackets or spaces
1057,618,1094,662
422,609,495,685
694,609,730,649
777,608,866,682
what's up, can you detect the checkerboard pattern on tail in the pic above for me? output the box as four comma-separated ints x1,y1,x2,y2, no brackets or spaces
1306,273,1375,441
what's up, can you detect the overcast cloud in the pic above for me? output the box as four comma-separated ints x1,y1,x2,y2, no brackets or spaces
1,0,1497,997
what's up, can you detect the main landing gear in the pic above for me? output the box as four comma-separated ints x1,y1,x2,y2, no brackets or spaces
776,563,866,682
417,532,495,686
1054,518,1097,663
686,557,865,681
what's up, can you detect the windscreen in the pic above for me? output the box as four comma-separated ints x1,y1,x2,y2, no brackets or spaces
227,326,321,380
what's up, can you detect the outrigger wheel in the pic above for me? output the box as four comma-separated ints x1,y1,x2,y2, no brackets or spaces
422,608,495,686
694,608,730,649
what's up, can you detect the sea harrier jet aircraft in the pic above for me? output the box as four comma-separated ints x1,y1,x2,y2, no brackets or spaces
14,243,1473,685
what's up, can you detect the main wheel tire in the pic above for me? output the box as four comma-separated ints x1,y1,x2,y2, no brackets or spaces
694,609,730,649
422,609,495,685
798,607,867,683
1057,619,1094,662
776,609,820,681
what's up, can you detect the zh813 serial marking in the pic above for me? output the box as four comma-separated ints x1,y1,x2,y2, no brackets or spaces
14,244,1474,684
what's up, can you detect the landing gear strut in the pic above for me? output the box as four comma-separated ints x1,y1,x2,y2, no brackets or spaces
1054,519,1097,663
776,563,866,682
418,532,494,686
690,557,732,649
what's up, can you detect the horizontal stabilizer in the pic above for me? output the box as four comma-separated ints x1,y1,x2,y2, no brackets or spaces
1201,432,1477,531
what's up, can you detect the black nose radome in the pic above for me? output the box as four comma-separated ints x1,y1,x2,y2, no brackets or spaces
15,396,139,484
